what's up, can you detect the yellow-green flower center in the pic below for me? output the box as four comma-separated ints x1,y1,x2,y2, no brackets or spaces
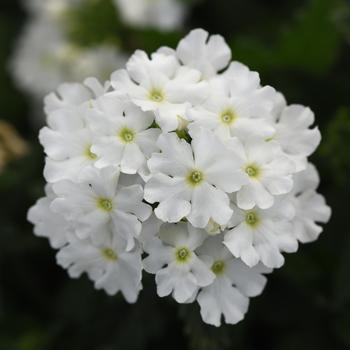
119,127,135,143
245,211,260,227
220,109,236,125
149,88,165,103
245,164,260,178
175,247,192,263
85,146,97,160
186,170,204,187
101,248,118,261
97,198,113,212
211,260,225,275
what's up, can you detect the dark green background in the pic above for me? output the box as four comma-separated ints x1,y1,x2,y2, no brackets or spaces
0,0,349,349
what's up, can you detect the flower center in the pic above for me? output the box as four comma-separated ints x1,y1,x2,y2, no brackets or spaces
245,164,260,178
175,247,192,263
101,248,118,261
97,198,113,212
245,211,260,227
211,260,225,275
206,219,222,235
85,146,97,160
119,127,135,143
220,109,236,125
149,88,165,103
186,170,204,187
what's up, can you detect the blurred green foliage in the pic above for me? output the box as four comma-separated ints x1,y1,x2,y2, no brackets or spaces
65,0,123,47
0,0,350,349
320,107,350,185
232,0,341,75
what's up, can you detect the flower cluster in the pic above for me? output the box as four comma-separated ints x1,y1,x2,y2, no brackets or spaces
28,29,331,327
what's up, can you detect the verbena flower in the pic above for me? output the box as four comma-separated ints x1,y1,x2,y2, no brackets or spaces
89,97,160,174
144,129,247,227
51,167,151,249
143,222,215,303
196,236,271,326
57,234,143,302
224,198,298,268
28,28,330,326
289,163,331,243
111,50,208,132
27,185,71,249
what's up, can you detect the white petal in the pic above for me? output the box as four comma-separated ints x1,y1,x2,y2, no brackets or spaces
188,183,233,228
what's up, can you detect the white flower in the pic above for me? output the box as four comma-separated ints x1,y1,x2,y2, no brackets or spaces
89,96,160,174
144,128,247,228
57,234,142,302
51,167,151,249
224,198,298,268
111,50,208,131
143,222,215,303
188,93,275,141
270,104,321,171
27,185,71,249
39,104,97,182
114,0,186,31
176,28,231,79
290,163,331,243
227,137,296,210
196,236,271,326
44,78,107,115
188,60,277,140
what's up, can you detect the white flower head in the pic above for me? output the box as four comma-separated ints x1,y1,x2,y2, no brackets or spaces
144,128,248,228
143,222,215,303
28,28,330,325
196,236,271,326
